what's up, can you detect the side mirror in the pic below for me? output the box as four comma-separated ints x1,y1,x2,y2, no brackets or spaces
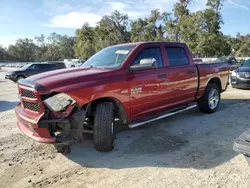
130,58,156,71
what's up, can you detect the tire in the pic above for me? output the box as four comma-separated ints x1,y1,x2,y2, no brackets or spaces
198,83,220,113
93,102,115,152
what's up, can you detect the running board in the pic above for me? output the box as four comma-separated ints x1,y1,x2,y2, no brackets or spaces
128,104,197,129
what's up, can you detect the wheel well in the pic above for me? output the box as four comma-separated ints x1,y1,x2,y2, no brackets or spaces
85,97,128,124
17,75,25,78
208,77,222,92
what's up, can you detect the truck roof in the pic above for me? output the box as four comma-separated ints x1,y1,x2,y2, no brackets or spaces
112,41,187,47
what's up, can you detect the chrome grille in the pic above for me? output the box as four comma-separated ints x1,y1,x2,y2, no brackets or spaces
21,89,36,98
23,101,40,112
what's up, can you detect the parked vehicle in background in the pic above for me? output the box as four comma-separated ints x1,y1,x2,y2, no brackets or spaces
233,128,250,165
193,58,203,63
64,59,85,68
214,57,241,71
237,58,246,64
231,59,250,89
5,62,66,82
15,42,229,153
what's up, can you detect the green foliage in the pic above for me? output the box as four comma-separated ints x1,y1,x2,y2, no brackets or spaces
0,46,9,61
75,23,96,60
7,38,38,62
131,10,169,42
0,33,75,62
230,34,250,57
74,11,130,59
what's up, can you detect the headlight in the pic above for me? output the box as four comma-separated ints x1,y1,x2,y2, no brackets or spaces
44,93,75,112
231,71,237,77
239,72,250,79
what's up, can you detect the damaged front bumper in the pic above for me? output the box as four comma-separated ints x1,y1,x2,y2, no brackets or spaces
15,103,56,143
15,103,86,143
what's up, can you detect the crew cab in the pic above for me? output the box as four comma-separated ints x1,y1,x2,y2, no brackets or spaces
15,42,229,153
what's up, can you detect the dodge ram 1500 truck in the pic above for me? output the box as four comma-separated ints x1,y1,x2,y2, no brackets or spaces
15,42,229,152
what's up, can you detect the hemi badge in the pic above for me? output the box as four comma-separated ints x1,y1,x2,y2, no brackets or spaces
121,89,129,94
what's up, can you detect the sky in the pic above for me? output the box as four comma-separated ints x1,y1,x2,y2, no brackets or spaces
0,0,250,47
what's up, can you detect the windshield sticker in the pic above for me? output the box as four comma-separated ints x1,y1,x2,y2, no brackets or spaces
115,50,129,54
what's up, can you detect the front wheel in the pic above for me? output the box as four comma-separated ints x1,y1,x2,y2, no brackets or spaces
93,102,115,152
198,83,220,113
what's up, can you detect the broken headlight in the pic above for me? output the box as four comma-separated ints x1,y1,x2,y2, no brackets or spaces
44,93,75,112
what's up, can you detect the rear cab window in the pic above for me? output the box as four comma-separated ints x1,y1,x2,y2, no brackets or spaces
132,47,163,68
165,47,189,66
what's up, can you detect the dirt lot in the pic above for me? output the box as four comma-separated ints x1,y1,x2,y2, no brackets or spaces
1,68,250,188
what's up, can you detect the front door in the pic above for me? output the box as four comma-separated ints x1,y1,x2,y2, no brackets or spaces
129,46,168,121
26,64,37,77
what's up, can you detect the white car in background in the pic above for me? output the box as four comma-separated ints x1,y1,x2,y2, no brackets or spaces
64,59,85,68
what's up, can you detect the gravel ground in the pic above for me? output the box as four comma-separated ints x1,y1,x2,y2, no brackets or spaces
0,68,250,188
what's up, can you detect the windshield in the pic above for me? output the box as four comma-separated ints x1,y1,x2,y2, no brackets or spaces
19,64,31,70
242,59,250,67
82,45,136,68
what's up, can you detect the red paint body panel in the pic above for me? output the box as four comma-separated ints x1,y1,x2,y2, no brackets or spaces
15,103,56,143
14,42,230,143
196,62,230,98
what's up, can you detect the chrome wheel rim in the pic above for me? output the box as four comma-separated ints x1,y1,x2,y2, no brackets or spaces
209,88,219,110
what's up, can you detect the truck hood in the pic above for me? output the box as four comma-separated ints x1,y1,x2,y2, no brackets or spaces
24,67,114,93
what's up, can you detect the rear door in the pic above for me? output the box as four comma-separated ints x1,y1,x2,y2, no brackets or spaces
163,46,198,106
129,46,169,121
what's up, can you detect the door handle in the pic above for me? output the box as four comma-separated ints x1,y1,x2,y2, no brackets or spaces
187,69,196,74
158,74,167,79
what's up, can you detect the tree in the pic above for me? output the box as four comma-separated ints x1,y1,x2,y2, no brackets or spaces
2,3,250,60
131,10,170,42
95,10,130,49
7,38,38,61
196,0,230,57
231,34,250,57
206,0,224,13
57,35,75,59
75,23,96,60
0,46,9,61
169,0,230,57
166,0,193,42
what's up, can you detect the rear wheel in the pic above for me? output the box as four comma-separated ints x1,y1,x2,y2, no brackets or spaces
93,102,115,152
198,83,220,113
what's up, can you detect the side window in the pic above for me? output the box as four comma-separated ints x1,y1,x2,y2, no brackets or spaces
165,47,189,66
41,64,56,71
28,64,36,71
35,64,45,71
132,47,163,68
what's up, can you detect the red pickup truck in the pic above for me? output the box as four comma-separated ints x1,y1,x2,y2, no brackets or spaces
15,42,229,152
